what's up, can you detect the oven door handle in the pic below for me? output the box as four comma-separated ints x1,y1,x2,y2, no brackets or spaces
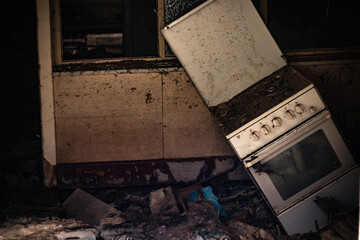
243,110,331,168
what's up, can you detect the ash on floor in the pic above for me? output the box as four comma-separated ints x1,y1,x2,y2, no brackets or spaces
0,179,314,240
0,168,356,240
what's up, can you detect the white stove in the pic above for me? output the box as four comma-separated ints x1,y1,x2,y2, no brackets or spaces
162,0,359,235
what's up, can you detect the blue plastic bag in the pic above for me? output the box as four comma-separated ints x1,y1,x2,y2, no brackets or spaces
188,186,226,216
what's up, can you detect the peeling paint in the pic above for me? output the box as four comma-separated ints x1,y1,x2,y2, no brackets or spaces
145,174,151,184
57,156,238,188
211,157,236,176
103,178,125,185
155,169,169,183
167,161,205,182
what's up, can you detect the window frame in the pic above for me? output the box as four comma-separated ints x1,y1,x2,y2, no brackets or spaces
51,0,173,66
51,0,360,67
256,0,360,65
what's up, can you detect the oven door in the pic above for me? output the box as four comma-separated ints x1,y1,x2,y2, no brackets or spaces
245,110,358,214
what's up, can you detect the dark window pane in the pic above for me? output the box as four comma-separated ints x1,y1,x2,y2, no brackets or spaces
61,0,157,60
165,0,207,24
267,0,360,50
263,130,342,200
164,0,207,56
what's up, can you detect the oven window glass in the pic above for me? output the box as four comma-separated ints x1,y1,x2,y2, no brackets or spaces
262,130,341,200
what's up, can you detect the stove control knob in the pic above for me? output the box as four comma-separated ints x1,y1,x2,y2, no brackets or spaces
309,106,316,113
261,125,271,135
285,110,295,119
251,131,260,141
272,117,282,127
295,104,305,114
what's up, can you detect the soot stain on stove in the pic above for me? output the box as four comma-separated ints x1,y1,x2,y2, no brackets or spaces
210,66,313,135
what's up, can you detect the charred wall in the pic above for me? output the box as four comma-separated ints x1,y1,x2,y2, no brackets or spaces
0,0,40,153
294,63,360,159
0,0,43,186
53,71,234,164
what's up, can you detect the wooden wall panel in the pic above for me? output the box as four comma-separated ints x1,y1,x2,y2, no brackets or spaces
162,71,234,159
54,73,162,118
54,73,163,163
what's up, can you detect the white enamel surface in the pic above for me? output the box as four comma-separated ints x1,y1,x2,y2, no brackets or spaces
247,115,357,213
162,0,287,107
278,167,359,235
228,87,325,159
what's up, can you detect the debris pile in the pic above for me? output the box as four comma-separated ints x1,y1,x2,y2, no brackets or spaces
71,179,280,240
0,218,92,240
0,175,357,239
62,188,123,226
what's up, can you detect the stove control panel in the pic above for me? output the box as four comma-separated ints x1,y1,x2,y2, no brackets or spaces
228,88,325,159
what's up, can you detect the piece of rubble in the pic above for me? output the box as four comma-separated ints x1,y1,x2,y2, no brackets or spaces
0,218,92,240
174,184,203,212
227,220,275,240
54,229,98,240
100,217,125,227
123,205,148,223
99,228,126,240
123,194,149,209
144,200,230,240
187,200,216,215
218,188,249,203
174,184,202,201
148,186,179,214
63,188,121,225
193,230,230,240
116,236,132,240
